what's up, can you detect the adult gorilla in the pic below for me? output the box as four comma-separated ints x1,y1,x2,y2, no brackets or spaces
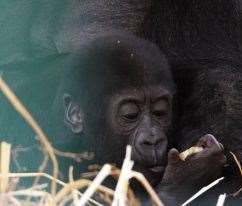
142,0,242,204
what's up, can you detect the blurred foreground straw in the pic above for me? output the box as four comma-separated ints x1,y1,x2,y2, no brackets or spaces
0,142,11,192
0,77,58,195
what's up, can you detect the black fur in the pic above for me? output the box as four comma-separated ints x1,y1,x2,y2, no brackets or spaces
142,0,242,204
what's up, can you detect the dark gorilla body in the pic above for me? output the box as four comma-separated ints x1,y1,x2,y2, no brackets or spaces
65,32,227,205
142,0,242,204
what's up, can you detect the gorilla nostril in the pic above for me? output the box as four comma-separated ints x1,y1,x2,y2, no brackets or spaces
143,138,162,146
140,134,164,146
143,140,154,146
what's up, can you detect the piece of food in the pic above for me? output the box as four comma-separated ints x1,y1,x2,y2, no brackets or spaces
179,146,203,161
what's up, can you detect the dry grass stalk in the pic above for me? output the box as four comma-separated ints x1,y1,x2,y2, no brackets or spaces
216,194,226,206
105,154,162,206
229,152,242,198
27,154,50,203
80,161,162,206
0,171,103,206
181,177,224,206
112,145,134,206
229,152,242,176
51,146,160,206
94,156,161,206
232,187,242,197
130,171,164,206
76,164,112,206
0,147,163,206
54,149,94,163
0,142,11,192
82,167,140,206
69,166,79,205
54,168,113,204
0,182,55,206
0,77,59,195
7,177,19,192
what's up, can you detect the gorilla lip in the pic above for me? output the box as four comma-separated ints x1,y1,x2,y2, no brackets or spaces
133,147,163,168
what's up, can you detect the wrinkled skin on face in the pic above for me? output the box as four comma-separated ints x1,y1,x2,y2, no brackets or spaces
107,86,172,184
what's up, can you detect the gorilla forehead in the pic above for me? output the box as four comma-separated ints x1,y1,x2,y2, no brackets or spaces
77,32,175,94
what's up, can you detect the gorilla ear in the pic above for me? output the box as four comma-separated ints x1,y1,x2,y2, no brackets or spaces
63,93,84,134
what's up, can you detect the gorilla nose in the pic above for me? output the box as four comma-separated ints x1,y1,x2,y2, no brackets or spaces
133,129,167,166
142,135,162,146
136,127,164,147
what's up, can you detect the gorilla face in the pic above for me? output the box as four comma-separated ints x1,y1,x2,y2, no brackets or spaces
107,85,172,183
62,31,175,185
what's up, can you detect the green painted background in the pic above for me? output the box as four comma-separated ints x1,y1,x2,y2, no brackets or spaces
0,1,93,181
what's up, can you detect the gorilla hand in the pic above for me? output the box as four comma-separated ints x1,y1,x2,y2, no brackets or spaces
163,134,226,186
158,134,226,205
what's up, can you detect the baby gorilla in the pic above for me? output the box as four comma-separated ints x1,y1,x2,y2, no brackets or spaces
65,31,175,184
64,32,226,204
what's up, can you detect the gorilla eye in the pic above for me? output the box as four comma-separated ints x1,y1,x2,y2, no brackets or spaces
152,100,169,118
153,110,167,117
119,102,139,121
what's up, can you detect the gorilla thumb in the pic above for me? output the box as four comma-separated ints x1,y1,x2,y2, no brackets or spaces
168,148,180,165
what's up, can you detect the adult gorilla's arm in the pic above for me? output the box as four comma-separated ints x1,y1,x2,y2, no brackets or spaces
78,0,151,44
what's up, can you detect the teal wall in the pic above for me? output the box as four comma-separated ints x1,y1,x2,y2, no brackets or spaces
0,1,93,180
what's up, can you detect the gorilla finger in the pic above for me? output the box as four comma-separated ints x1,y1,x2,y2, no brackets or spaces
219,154,227,165
197,134,221,149
168,148,180,164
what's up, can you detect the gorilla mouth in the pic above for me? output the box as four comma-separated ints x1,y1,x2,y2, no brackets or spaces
133,163,165,184
133,147,165,169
